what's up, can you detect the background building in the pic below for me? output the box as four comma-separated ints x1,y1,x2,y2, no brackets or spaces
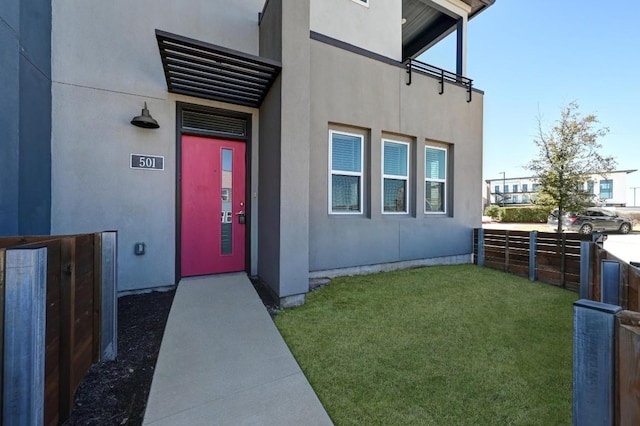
485,169,637,208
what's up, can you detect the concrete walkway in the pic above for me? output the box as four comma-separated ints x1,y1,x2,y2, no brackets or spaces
143,273,333,425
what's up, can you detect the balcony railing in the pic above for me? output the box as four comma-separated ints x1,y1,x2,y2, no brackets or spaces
404,58,473,102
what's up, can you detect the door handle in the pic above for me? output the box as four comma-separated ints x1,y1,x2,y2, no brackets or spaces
236,210,246,224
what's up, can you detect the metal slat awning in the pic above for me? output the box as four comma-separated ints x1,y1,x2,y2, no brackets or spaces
156,29,281,108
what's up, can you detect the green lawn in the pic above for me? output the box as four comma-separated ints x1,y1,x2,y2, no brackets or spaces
275,264,576,425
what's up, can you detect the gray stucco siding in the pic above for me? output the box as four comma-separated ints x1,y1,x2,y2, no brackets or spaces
18,56,52,234
0,0,52,236
52,0,264,100
308,40,483,272
51,82,259,292
51,1,264,292
0,19,20,235
257,0,311,301
310,0,402,61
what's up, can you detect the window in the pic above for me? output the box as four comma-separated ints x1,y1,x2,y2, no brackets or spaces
504,185,509,193
523,195,530,203
513,184,519,193
512,195,520,203
382,140,409,213
587,180,594,194
532,184,539,191
425,146,447,213
329,131,363,214
494,185,500,193
599,180,613,199
352,0,369,6
522,184,528,192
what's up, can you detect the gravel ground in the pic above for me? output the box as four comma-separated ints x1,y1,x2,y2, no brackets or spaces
63,290,175,426
63,279,278,425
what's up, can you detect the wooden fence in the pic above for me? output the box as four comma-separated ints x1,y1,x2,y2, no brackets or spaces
473,229,591,291
474,228,640,423
0,232,117,426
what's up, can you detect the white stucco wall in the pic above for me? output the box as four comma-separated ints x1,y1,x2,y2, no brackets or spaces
310,0,402,61
486,171,635,207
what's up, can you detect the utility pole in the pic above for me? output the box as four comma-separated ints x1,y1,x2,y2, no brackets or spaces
631,187,640,207
499,172,506,207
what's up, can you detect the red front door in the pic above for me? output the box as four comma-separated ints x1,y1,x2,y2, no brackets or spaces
181,135,246,276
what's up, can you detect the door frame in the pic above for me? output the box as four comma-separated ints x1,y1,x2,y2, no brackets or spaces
175,102,252,282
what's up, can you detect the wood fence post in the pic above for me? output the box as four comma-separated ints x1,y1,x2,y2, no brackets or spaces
616,310,640,425
529,231,537,281
504,230,510,273
573,299,621,426
59,238,74,421
3,247,47,426
477,228,484,267
579,241,591,299
99,231,118,361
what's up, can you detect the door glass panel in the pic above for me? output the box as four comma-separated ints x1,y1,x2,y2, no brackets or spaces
221,149,233,254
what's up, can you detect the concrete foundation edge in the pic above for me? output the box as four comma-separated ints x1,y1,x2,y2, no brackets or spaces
309,253,473,279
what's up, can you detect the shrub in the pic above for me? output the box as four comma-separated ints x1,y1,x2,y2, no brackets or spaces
484,205,501,220
621,212,640,226
500,206,551,223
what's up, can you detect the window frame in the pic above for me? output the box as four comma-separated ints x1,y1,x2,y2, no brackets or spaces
351,0,369,7
424,145,448,215
328,130,364,215
599,179,613,199
381,139,410,215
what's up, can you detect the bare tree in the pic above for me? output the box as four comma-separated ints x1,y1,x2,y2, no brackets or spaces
527,101,616,233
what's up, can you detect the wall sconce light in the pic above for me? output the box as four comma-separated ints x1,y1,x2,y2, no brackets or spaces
131,102,159,129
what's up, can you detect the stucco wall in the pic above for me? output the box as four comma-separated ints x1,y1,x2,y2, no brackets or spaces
258,0,312,302
51,0,263,291
310,0,402,61
0,0,51,236
0,9,20,235
308,39,483,272
258,0,283,294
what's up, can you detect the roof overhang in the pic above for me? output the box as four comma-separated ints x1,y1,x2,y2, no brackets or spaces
155,29,282,108
402,0,495,60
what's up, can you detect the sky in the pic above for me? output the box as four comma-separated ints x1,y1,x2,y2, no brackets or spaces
419,0,640,206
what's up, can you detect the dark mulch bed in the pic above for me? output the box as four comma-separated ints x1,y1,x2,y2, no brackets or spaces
63,290,175,426
63,279,278,425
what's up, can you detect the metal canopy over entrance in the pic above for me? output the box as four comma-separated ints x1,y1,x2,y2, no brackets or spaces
156,29,281,108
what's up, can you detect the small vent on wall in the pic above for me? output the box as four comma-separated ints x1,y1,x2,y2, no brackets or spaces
182,110,246,137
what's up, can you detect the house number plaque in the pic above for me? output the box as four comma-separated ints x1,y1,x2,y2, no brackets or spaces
130,154,164,171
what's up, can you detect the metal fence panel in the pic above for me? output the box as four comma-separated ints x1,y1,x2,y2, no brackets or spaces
3,248,47,426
